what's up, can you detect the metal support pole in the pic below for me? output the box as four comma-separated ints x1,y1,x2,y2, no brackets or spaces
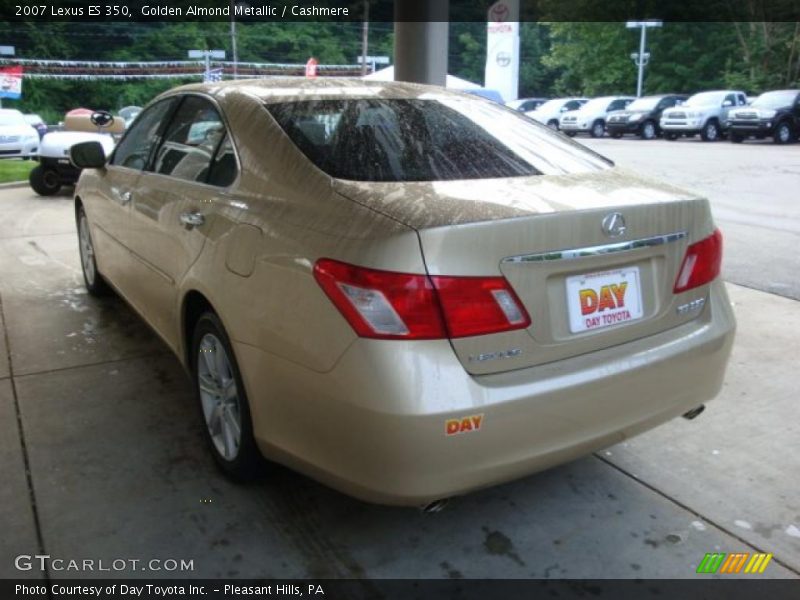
636,25,646,97
627,20,660,98
394,0,448,86
361,0,369,76
230,0,238,80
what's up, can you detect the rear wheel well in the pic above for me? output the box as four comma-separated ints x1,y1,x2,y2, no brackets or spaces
183,291,215,368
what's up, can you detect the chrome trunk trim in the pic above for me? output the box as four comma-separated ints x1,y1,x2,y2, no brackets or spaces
501,231,687,264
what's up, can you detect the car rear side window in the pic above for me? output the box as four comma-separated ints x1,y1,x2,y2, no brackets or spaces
111,99,176,170
266,98,610,182
206,134,238,187
151,96,226,183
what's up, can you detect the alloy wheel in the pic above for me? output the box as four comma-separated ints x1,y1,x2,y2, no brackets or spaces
642,122,656,140
776,123,791,144
78,214,96,287
197,333,242,461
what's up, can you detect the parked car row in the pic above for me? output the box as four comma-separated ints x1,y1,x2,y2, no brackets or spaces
517,89,800,144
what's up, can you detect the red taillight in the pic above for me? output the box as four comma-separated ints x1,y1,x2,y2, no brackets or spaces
673,229,723,293
431,275,531,338
313,259,530,340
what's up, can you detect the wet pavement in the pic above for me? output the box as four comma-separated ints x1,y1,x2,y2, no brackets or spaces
0,182,798,580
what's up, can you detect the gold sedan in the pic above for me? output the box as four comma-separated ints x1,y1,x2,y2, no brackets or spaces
70,79,736,507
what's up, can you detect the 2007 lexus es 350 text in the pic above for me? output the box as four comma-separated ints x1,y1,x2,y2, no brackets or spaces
70,79,735,506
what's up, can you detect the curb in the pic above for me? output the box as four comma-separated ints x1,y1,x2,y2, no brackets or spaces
0,181,29,190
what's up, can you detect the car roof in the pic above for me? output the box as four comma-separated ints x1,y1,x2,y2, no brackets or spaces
165,78,474,104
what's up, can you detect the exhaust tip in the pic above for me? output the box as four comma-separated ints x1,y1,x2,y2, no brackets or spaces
420,498,450,513
683,405,706,420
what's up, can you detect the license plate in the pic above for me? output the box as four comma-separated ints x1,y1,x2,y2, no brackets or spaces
565,267,643,333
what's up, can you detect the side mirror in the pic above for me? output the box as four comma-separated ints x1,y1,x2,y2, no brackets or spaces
70,141,107,169
560,106,568,112
722,100,733,107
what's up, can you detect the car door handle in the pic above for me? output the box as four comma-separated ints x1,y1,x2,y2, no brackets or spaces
179,211,205,228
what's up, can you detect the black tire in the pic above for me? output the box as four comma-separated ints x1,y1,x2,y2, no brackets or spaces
76,205,110,297
700,119,720,142
773,121,794,144
29,165,61,196
546,119,559,130
590,120,605,138
191,312,263,481
730,132,745,143
640,120,657,140
665,133,679,141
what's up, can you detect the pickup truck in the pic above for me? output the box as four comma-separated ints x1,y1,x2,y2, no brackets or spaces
526,97,588,130
659,90,747,141
727,89,800,144
559,96,634,137
606,94,688,140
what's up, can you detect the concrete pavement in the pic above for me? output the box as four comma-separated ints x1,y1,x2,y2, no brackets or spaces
0,184,798,580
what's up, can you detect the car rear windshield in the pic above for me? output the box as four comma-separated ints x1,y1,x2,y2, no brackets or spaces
266,97,611,182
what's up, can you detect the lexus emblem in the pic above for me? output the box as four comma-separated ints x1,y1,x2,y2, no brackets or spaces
602,212,627,238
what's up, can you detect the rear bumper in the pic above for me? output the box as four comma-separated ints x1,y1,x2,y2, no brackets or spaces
237,280,736,506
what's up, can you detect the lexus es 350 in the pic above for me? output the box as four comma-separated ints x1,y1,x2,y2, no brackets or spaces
70,79,735,506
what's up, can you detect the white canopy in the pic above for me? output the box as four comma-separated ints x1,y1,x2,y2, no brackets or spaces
363,66,482,90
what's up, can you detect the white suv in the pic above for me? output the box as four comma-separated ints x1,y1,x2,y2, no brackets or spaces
659,90,747,141
526,97,588,129
559,96,634,137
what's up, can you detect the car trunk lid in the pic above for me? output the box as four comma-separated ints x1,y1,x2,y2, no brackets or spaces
334,168,715,375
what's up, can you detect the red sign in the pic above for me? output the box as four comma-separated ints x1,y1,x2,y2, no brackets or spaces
0,65,23,99
305,57,318,79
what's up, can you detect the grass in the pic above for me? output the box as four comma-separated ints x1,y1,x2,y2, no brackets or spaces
0,159,35,184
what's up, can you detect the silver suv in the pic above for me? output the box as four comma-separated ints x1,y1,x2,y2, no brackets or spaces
660,90,747,141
